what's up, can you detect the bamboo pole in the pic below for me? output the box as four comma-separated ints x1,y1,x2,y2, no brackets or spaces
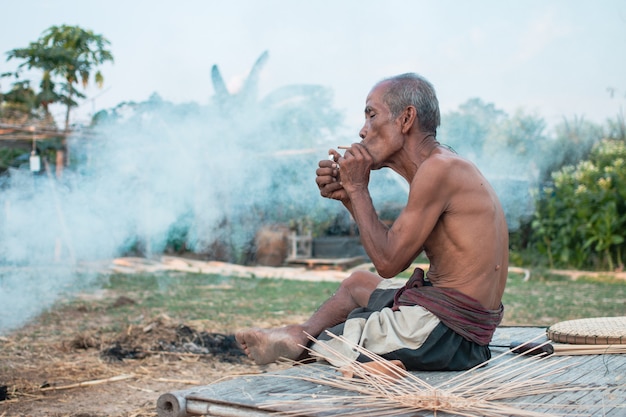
153,377,202,385
39,374,135,392
553,343,626,355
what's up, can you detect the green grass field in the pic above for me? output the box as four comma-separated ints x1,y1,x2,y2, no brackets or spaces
55,269,625,331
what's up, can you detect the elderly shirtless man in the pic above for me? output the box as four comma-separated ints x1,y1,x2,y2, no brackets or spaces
236,73,508,371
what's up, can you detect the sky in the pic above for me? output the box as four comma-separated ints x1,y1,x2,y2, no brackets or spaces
1,0,626,134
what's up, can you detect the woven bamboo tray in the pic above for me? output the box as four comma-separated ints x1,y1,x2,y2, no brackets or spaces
547,316,626,345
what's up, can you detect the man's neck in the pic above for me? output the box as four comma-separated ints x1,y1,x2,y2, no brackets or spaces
388,132,439,182
418,133,439,161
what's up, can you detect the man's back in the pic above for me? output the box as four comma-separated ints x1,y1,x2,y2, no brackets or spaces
419,147,508,310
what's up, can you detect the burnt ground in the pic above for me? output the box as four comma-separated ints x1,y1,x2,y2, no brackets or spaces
0,293,299,417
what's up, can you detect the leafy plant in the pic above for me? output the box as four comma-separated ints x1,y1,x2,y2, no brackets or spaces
4,25,113,174
6,25,113,131
532,139,626,270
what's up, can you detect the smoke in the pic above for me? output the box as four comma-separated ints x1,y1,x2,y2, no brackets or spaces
438,101,549,231
0,67,358,333
0,68,549,334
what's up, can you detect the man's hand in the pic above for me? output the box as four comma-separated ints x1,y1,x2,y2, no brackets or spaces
316,150,348,202
337,143,373,195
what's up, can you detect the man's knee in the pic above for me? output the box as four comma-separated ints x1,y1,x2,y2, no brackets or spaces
341,270,383,307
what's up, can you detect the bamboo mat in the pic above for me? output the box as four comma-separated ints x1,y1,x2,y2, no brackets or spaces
547,316,626,345
156,327,626,417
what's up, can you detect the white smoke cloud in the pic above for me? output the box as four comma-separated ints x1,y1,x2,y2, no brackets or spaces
0,77,353,333
1,69,549,333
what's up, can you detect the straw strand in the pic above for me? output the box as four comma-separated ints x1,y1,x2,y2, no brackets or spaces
260,332,619,417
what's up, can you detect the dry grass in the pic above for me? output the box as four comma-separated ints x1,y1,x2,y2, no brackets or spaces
0,305,293,417
261,333,623,417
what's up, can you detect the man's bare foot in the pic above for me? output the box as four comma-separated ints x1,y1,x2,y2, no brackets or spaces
235,325,309,365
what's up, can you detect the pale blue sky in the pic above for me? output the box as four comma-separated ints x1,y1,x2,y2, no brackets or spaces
2,0,625,132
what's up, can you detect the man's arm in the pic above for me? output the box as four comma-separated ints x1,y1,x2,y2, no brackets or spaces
346,157,452,278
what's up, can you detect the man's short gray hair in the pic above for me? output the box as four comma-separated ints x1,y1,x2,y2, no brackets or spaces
379,73,440,134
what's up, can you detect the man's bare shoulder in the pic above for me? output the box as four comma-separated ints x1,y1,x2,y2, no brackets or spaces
415,149,498,214
431,148,476,168
416,148,481,186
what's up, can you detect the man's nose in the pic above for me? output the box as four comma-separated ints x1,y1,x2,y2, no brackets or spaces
359,126,366,139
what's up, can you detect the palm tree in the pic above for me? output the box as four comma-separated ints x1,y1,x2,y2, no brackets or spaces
6,25,113,173
37,25,113,131
210,51,341,150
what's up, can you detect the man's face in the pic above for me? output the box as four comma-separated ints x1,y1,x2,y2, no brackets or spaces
359,82,403,169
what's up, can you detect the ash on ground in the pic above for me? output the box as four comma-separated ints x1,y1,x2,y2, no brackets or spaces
156,325,245,362
98,316,246,363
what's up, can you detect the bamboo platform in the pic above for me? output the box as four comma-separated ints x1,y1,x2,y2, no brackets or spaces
156,326,625,416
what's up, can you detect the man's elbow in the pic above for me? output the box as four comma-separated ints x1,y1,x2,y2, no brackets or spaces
373,254,414,278
374,259,403,278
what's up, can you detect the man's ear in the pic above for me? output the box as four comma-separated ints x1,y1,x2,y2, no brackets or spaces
400,106,417,134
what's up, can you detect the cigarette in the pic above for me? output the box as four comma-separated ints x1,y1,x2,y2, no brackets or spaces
337,146,350,149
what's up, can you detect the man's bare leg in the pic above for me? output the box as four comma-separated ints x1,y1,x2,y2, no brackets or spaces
235,271,383,365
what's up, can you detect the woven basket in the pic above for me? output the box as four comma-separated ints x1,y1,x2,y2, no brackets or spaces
547,316,626,345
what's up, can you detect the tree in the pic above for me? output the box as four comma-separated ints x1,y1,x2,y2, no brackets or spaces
209,51,341,150
6,25,113,173
482,110,548,180
1,80,38,116
541,116,603,183
439,98,506,161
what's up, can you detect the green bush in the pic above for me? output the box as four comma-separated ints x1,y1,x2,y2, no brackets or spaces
532,139,626,270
